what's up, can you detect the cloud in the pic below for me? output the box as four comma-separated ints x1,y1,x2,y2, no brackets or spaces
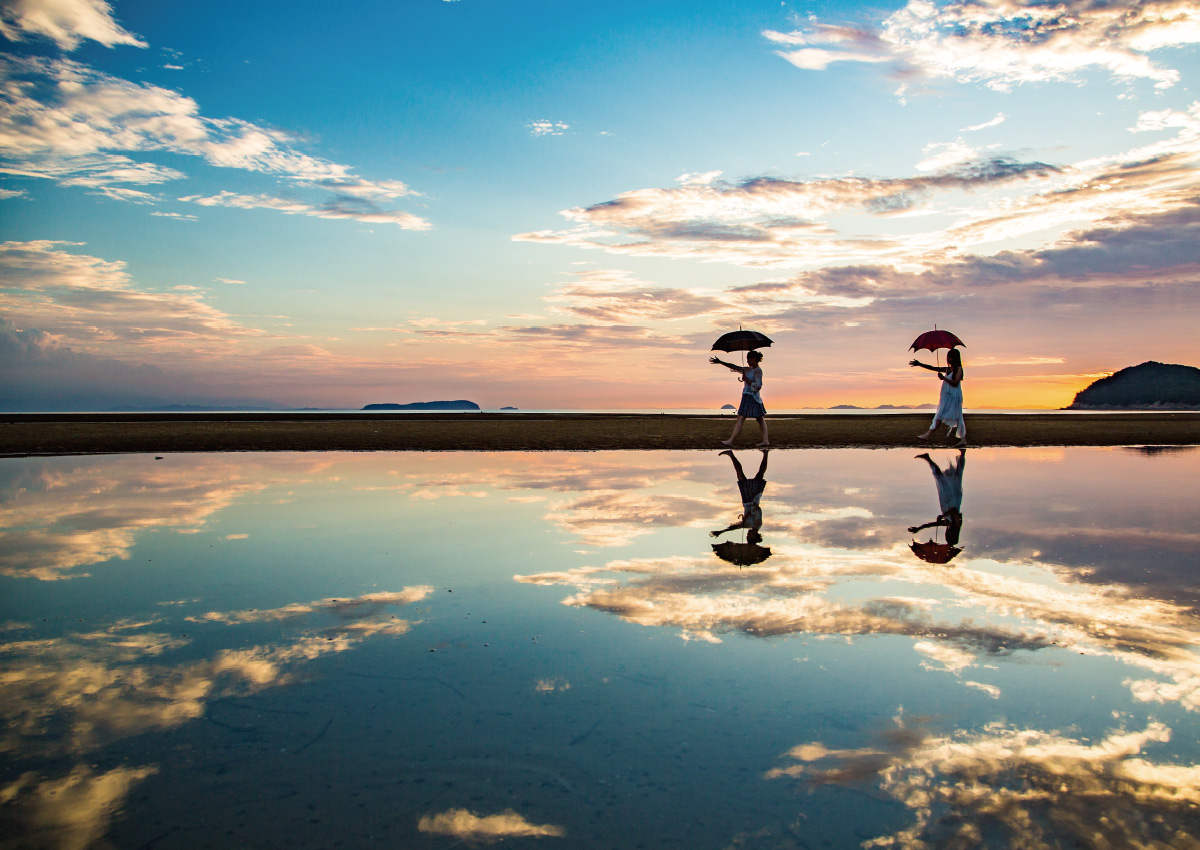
0,56,427,225
0,187,28,199
417,809,566,843
0,241,256,355
960,113,1006,132
527,120,569,136
768,719,1200,847
0,0,146,50
765,0,1200,91
179,191,431,230
515,158,1062,268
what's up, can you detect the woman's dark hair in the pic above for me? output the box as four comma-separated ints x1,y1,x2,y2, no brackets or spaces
947,348,962,369
747,350,763,362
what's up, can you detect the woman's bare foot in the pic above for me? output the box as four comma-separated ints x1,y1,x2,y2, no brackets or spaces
719,449,734,457
720,440,734,447
917,433,931,441
756,443,770,448
953,439,967,448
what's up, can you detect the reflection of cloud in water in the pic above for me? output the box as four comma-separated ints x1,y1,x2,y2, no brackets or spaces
1,588,430,756
1,764,158,850
518,553,1052,653
0,587,429,844
0,457,321,580
417,808,566,843
186,587,433,625
518,539,1200,709
545,492,722,547
767,718,1200,848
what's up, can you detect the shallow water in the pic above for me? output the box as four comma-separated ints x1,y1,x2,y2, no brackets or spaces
2,447,1198,849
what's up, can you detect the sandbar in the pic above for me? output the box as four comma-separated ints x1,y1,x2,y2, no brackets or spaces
1,412,1198,456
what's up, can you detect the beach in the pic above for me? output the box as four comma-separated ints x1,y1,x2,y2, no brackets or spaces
2,411,1198,455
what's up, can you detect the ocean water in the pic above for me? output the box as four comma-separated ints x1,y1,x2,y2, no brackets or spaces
1,447,1198,848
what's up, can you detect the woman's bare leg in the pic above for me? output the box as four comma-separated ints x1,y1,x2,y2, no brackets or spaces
756,417,769,447
918,417,941,441
953,415,967,447
722,416,746,446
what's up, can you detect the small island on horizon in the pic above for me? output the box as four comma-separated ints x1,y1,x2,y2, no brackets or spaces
1067,362,1200,410
363,400,481,411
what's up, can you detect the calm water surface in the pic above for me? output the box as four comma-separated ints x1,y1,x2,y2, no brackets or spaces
2,448,1198,848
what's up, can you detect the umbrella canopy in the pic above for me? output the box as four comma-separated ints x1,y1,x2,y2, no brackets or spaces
712,541,772,566
910,329,965,353
909,540,962,564
712,330,773,353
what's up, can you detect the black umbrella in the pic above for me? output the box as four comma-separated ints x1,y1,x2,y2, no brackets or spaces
711,329,773,353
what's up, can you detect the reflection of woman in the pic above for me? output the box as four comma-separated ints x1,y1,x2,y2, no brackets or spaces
711,449,769,545
908,449,966,547
910,347,966,447
709,350,769,448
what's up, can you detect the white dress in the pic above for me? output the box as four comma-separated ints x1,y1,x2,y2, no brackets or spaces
932,371,965,436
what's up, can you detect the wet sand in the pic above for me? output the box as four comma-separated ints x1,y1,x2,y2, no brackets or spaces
2,412,1198,455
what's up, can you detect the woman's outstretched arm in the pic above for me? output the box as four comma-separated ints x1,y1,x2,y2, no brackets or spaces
909,359,948,373
710,356,745,373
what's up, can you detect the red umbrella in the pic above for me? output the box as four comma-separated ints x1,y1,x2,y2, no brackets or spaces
909,540,962,564
909,328,964,353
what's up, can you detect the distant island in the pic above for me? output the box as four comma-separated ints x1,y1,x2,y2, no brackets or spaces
363,400,481,411
500,406,518,410
1068,362,1200,410
829,403,938,410
721,404,736,410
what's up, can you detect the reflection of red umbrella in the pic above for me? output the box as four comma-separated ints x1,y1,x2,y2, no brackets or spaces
909,328,965,353
713,541,772,566
910,540,962,564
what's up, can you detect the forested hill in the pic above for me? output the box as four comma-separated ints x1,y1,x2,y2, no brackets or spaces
1068,362,1200,410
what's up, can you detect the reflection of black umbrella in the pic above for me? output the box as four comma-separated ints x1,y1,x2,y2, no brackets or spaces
712,330,773,353
712,540,772,566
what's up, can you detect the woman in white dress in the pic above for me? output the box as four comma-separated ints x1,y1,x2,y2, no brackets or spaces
709,350,769,447
910,347,966,447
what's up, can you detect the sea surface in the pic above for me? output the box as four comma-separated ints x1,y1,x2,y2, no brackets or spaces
2,447,1198,848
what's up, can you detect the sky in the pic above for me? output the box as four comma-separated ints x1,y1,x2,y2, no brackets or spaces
1,0,1198,411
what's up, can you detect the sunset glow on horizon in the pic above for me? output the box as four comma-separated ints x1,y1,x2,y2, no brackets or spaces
2,0,1198,410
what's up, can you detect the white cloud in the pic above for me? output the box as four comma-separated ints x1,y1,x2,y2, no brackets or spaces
960,113,1006,132
0,187,27,199
0,0,146,50
179,191,431,230
527,119,569,136
765,0,1200,91
0,56,427,226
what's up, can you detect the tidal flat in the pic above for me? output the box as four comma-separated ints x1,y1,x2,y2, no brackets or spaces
1,447,1199,848
2,411,1199,455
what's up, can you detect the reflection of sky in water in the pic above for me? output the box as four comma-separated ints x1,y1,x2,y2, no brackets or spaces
1,448,1198,848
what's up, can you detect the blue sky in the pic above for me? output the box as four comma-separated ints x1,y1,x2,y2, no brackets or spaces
2,0,1199,409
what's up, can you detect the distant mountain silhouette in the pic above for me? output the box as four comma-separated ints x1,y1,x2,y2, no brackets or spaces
828,403,939,410
721,404,736,410
1068,362,1200,410
363,400,481,411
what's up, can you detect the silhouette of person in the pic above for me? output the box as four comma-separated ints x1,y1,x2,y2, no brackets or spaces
710,350,769,447
910,347,966,447
711,449,769,556
908,449,966,563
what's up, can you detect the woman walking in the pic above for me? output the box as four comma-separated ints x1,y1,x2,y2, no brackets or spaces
910,347,966,447
710,350,769,447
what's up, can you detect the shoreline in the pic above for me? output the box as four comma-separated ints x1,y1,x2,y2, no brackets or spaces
2,412,1198,456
